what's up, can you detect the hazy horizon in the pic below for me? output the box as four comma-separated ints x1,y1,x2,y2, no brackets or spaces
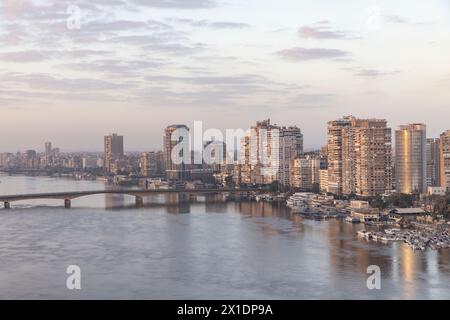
1,0,449,152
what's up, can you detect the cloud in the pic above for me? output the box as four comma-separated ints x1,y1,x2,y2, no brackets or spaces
383,14,409,24
276,47,349,61
144,74,269,86
84,19,172,32
355,69,399,78
132,73,299,109
297,22,353,39
383,14,436,26
0,51,49,63
61,59,165,75
130,0,219,9
210,22,250,29
0,73,133,92
168,18,250,29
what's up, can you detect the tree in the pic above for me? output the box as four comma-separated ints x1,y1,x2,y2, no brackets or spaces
389,193,414,208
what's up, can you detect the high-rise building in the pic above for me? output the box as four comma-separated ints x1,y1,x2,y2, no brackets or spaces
203,140,226,173
395,124,427,194
163,125,190,180
426,138,440,186
104,133,124,173
289,155,320,190
239,132,252,184
327,116,392,196
241,119,303,186
439,130,450,191
139,152,159,177
327,116,352,195
44,142,52,166
45,142,52,156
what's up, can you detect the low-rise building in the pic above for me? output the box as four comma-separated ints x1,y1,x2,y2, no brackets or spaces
427,186,447,196
389,208,427,222
351,208,380,223
350,200,370,210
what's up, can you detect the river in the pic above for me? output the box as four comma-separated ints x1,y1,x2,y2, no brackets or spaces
0,174,449,299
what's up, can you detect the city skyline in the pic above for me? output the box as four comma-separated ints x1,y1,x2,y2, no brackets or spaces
0,0,449,151
0,116,448,153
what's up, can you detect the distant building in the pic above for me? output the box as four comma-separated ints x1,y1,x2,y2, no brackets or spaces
395,124,427,194
104,133,124,173
439,130,450,191
139,152,160,177
163,125,190,180
203,140,226,173
68,156,82,169
23,150,38,169
82,156,98,169
44,142,52,166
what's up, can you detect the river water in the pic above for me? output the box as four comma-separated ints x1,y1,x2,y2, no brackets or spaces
0,174,449,299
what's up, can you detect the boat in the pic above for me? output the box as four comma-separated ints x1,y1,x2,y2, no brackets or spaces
357,230,368,237
287,193,315,213
385,228,401,235
345,216,361,223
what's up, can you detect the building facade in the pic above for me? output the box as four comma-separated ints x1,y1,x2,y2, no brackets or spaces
289,156,320,190
163,125,190,180
426,138,440,186
240,119,303,186
104,133,124,173
327,116,392,196
395,124,427,194
439,130,450,191
327,117,352,195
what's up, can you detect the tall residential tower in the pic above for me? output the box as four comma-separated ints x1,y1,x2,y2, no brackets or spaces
104,133,124,173
327,116,392,196
395,124,427,194
163,125,190,180
439,130,450,191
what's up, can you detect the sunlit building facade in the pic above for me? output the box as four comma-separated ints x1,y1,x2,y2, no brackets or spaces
395,124,427,194
104,133,124,173
163,125,190,180
439,130,450,191
426,138,440,186
241,119,303,186
327,116,392,196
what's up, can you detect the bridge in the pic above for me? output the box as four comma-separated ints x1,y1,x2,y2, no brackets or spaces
0,188,264,209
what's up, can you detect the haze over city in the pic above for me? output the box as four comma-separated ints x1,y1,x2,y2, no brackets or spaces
0,0,449,152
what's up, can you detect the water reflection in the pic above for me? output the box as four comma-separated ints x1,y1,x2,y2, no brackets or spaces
1,174,450,299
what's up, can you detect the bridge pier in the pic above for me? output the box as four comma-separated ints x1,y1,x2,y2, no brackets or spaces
135,196,144,206
64,199,71,209
4,201,10,209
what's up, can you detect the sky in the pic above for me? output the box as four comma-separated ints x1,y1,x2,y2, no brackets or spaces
0,0,449,152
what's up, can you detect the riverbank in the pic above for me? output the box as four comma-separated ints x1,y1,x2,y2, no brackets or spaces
358,226,450,251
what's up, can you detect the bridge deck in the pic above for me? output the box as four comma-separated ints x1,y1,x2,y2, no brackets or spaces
0,188,261,202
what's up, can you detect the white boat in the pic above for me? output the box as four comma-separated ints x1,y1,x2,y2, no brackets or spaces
357,230,368,237
345,216,360,223
287,193,314,208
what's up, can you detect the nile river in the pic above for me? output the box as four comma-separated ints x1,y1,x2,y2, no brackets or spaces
0,174,449,299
